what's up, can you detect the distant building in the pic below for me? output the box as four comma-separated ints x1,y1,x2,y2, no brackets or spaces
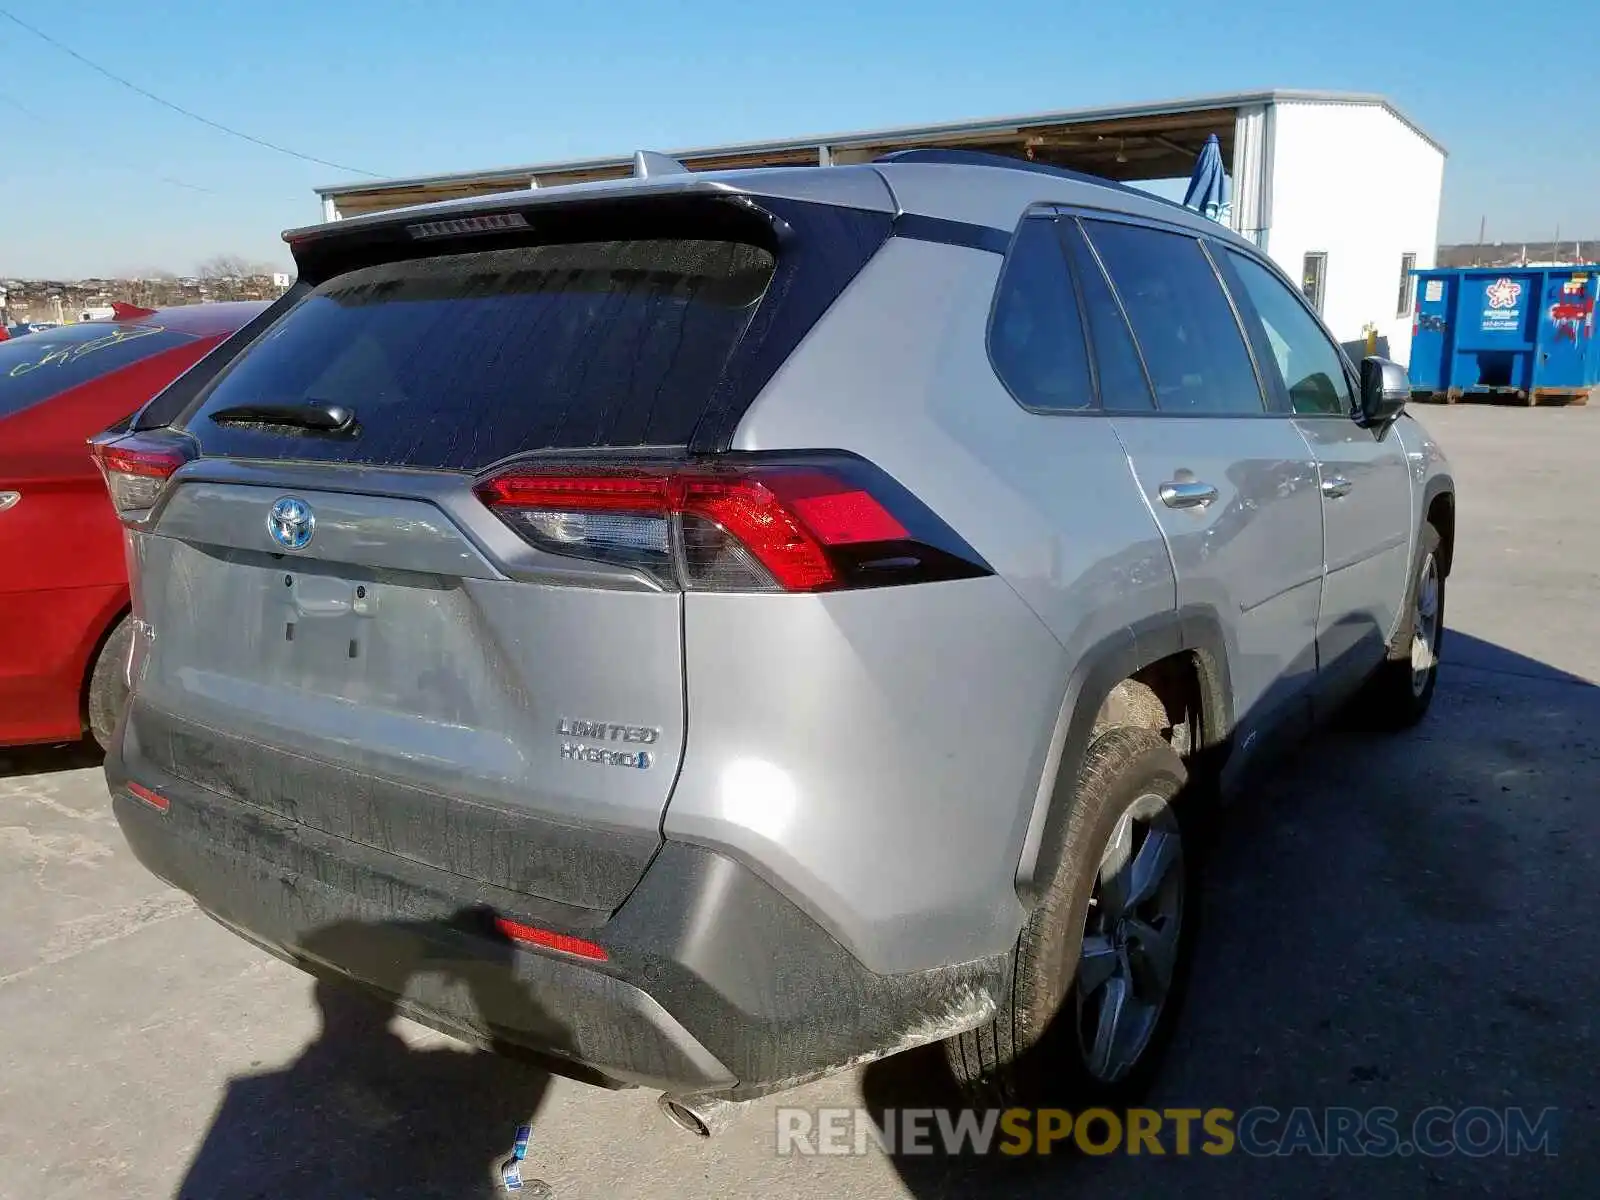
311,89,1445,366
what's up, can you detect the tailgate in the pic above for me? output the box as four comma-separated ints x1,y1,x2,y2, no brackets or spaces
125,474,682,912
112,192,893,913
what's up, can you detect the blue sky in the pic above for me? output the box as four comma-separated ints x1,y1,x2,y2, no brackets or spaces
1,0,1593,278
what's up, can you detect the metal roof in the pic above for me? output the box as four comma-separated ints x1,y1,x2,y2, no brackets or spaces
314,89,1444,201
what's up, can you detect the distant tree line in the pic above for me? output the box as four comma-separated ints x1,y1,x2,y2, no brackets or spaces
3,255,292,323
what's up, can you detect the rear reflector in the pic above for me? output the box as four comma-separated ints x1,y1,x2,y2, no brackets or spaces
493,917,609,962
475,455,988,593
126,782,170,812
90,436,194,515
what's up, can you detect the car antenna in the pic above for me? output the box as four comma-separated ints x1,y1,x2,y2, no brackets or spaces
632,150,690,179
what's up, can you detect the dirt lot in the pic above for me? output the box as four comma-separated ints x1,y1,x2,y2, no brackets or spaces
1,402,1595,1199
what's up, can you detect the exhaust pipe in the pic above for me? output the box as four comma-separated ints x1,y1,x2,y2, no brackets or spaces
658,1092,742,1138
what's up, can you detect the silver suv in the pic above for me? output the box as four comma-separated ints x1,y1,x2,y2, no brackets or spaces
99,150,1454,1130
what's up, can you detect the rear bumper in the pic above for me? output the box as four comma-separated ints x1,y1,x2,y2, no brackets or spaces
106,750,1004,1100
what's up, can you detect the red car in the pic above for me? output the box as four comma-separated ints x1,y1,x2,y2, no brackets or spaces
0,302,267,749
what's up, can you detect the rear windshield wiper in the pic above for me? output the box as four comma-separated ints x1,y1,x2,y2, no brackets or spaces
208,400,356,433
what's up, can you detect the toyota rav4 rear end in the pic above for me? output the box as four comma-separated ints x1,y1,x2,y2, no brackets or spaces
101,166,1079,1109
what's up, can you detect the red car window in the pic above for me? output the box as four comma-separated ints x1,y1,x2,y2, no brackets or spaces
0,323,197,421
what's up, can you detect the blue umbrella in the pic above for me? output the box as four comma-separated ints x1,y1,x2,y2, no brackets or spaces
1183,134,1230,223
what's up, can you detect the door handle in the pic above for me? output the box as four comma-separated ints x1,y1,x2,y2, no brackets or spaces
1321,476,1353,499
0,491,18,513
1159,481,1219,509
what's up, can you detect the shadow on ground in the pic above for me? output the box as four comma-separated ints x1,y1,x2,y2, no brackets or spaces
859,631,1598,1198
0,739,102,780
176,912,564,1199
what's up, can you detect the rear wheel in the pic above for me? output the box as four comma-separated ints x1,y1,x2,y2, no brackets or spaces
86,616,133,751
947,727,1197,1108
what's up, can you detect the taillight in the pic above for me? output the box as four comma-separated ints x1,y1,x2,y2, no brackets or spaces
475,454,990,593
90,435,194,515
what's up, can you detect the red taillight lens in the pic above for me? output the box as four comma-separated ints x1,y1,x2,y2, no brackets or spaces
90,436,193,515
475,473,673,512
475,455,985,593
493,917,609,962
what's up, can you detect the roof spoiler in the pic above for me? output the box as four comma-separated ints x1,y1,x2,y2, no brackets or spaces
110,301,160,321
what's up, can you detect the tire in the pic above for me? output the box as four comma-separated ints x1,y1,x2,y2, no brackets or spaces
86,616,134,751
946,727,1197,1109
1356,523,1444,731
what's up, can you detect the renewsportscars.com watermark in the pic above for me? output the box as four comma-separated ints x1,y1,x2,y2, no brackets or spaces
776,1106,1560,1159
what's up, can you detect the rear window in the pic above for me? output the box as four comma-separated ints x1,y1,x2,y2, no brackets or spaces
186,239,778,471
0,323,194,421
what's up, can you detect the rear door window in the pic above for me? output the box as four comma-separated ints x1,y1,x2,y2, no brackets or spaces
186,239,777,470
0,324,195,421
1082,221,1266,416
1060,220,1156,411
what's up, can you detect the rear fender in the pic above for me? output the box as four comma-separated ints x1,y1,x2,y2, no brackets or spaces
1015,609,1233,903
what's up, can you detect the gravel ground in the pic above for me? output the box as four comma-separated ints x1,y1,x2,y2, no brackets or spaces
0,401,1594,1199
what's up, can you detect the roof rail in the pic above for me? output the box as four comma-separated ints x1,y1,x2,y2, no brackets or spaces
632,150,690,179
873,148,1189,210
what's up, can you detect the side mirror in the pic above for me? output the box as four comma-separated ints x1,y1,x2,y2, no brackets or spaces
1359,356,1410,425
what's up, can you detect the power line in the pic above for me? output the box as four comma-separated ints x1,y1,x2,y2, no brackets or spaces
0,6,381,177
0,86,218,194
0,84,42,122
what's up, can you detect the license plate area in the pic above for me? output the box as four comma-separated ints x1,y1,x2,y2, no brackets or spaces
274,571,380,667
255,565,481,718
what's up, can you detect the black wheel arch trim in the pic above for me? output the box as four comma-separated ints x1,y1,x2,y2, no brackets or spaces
1015,609,1233,905
1421,474,1456,576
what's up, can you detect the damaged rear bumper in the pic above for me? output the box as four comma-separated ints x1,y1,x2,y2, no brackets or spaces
105,750,1004,1100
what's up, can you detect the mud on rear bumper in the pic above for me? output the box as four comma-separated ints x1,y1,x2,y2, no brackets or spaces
106,754,1005,1101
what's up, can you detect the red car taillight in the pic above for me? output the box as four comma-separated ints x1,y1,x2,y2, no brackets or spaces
475,455,989,593
90,435,194,515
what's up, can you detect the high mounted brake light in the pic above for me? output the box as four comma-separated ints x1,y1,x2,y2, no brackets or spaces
474,455,990,593
407,213,529,240
90,435,194,515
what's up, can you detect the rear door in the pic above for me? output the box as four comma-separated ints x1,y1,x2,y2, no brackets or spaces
1218,248,1414,706
121,199,889,914
1070,217,1325,762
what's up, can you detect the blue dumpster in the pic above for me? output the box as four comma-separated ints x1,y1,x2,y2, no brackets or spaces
1408,265,1598,405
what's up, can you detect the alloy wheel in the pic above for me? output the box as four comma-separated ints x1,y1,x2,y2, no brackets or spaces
1411,552,1441,696
1075,793,1185,1083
